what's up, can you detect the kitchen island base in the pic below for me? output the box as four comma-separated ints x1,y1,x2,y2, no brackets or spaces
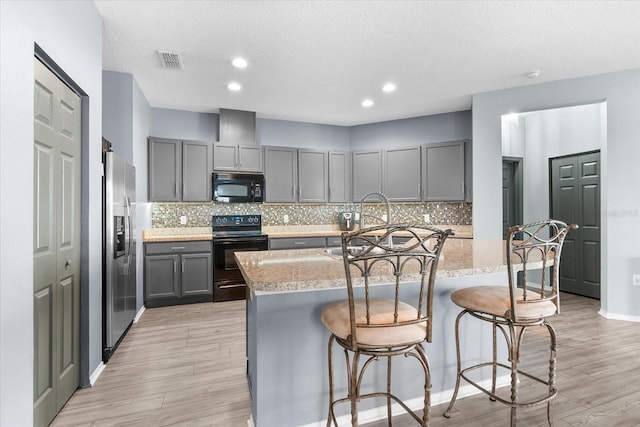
246,272,509,427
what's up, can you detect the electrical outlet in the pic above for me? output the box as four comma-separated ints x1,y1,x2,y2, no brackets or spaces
423,213,430,223
283,214,289,224
633,274,640,286
180,215,187,225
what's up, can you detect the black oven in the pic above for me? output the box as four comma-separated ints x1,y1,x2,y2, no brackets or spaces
213,172,264,203
212,215,268,302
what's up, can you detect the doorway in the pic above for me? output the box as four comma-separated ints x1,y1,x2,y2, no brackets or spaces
33,57,81,426
550,151,601,299
502,157,523,239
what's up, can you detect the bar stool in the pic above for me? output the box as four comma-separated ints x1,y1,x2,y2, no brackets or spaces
321,224,453,427
443,219,577,426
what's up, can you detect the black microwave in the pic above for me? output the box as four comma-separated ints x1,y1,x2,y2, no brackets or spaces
212,172,265,203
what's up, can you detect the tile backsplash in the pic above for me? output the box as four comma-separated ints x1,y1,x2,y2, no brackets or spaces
151,202,472,228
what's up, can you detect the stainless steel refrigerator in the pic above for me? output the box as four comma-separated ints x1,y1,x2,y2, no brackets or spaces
103,149,136,362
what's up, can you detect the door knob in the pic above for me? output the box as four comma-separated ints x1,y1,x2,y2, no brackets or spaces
65,260,72,269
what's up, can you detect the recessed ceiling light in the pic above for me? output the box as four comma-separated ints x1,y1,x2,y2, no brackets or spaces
527,70,541,79
232,57,248,69
361,99,374,108
227,82,242,91
382,83,396,93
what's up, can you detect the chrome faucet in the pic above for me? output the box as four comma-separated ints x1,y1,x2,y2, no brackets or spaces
358,192,393,248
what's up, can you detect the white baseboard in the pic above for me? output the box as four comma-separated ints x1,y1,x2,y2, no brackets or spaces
598,309,640,322
89,362,105,386
134,305,146,323
297,375,510,427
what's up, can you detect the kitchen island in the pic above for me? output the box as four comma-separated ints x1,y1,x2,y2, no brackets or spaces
236,239,517,427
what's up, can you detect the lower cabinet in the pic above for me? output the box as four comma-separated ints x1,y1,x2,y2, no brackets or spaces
144,240,213,307
269,236,326,250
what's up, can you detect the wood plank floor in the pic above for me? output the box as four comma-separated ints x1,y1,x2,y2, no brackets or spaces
51,293,640,427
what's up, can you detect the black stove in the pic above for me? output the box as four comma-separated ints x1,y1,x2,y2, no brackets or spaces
212,215,268,302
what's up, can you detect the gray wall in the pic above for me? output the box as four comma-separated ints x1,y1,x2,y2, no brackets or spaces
132,78,152,312
349,110,472,150
151,107,219,141
473,68,640,318
104,71,152,313
257,118,350,150
0,1,103,425
103,71,134,162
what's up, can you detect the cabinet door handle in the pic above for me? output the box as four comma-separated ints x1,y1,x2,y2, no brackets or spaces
175,182,179,197
182,261,185,273
171,246,185,251
294,241,306,246
173,261,176,274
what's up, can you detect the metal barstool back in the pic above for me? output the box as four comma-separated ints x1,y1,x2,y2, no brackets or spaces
321,224,454,427
444,219,578,427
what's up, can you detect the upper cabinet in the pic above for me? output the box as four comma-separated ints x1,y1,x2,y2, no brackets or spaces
352,150,383,201
213,143,263,172
423,140,466,201
148,137,213,202
264,146,297,202
298,149,328,203
328,151,351,203
384,146,422,201
264,147,331,203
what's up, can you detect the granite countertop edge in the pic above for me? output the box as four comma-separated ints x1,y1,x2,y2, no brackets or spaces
143,224,473,242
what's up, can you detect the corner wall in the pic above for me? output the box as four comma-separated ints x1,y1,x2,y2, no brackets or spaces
472,68,640,317
0,1,103,424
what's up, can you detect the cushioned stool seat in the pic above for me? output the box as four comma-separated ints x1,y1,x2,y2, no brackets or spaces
321,299,426,347
451,286,558,321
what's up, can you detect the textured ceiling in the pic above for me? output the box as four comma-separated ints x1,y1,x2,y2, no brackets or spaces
95,1,640,126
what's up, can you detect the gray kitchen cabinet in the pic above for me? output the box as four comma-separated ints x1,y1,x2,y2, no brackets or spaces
423,140,466,201
269,237,327,250
329,151,351,203
384,146,422,201
298,149,328,202
183,140,213,201
144,241,213,307
148,137,181,201
352,149,383,201
264,146,297,202
326,236,342,247
213,143,263,172
148,137,213,202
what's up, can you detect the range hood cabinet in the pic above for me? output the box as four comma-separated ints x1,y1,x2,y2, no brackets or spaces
219,108,256,145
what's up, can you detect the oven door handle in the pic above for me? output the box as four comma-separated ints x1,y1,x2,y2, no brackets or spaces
218,284,246,289
214,237,269,245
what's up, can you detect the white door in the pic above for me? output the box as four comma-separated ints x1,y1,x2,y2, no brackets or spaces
33,58,81,426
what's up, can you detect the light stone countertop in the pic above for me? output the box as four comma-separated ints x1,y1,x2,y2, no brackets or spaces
265,224,472,239
143,224,472,242
235,239,514,294
142,227,213,242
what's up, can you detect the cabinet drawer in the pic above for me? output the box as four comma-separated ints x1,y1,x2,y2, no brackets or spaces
269,237,326,250
145,240,212,255
326,236,342,247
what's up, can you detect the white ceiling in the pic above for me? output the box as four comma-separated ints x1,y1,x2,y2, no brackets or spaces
95,0,640,126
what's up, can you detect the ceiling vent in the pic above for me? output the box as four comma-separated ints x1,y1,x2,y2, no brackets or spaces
157,50,184,70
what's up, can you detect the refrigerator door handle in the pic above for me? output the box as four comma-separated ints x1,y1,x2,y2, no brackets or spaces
124,195,132,275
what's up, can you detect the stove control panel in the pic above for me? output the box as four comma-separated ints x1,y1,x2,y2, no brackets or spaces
212,214,262,229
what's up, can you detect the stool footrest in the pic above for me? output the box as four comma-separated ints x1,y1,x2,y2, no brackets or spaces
458,362,557,408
